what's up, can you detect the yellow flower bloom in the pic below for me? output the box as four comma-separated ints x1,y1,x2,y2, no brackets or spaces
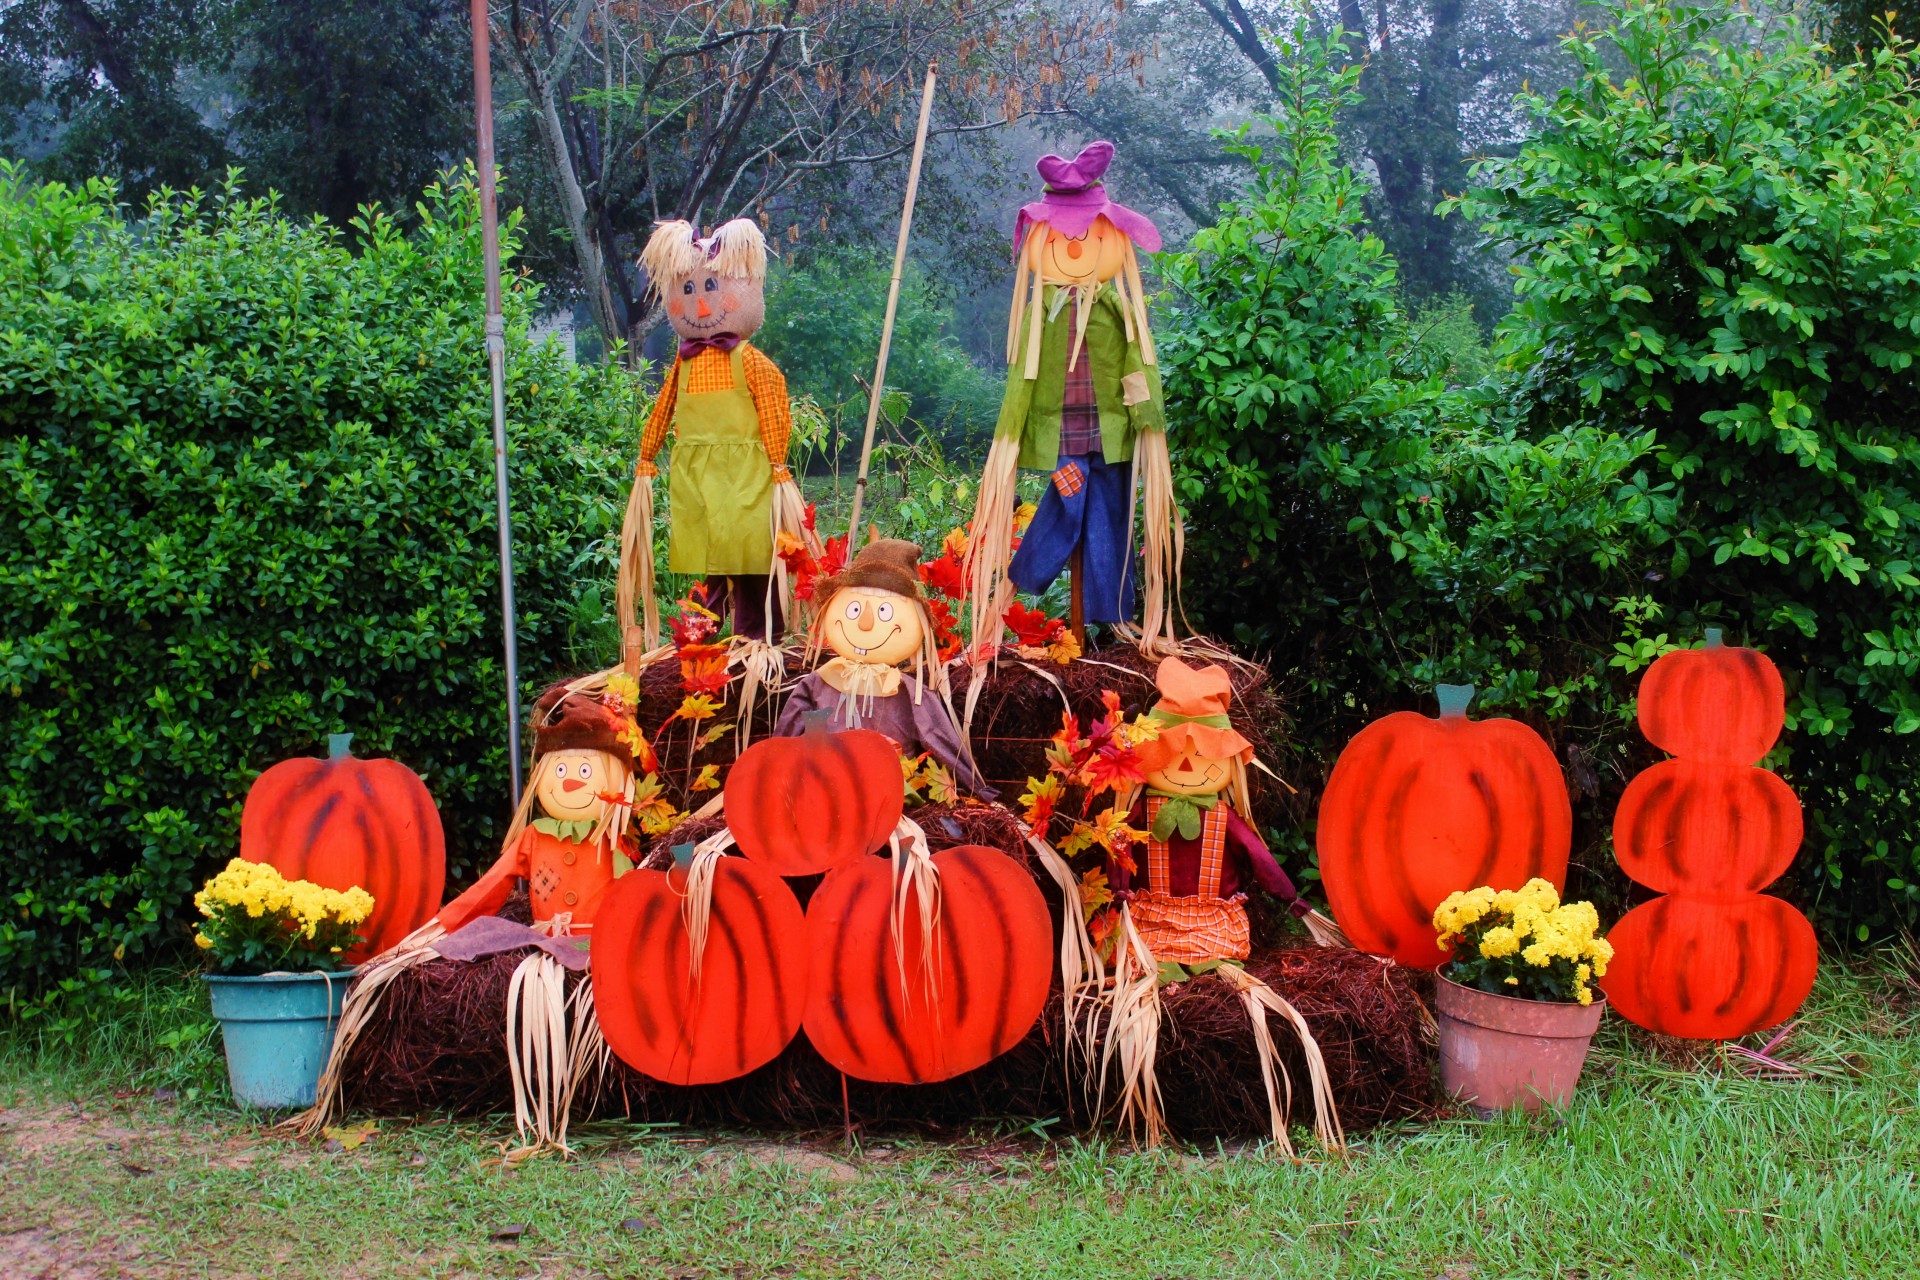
1480,926,1521,959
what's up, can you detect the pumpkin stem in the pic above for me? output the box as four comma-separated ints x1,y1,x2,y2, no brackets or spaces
1434,684,1475,719
328,733,355,759
1703,627,1724,649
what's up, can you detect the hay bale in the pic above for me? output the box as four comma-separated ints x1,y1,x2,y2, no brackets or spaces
338,942,1434,1137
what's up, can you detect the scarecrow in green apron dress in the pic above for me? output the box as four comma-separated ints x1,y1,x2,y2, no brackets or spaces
629,218,810,642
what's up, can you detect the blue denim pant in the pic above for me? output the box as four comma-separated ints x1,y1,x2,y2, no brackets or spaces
1008,454,1136,623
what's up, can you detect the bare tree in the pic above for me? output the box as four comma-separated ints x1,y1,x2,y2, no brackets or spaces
494,0,1132,358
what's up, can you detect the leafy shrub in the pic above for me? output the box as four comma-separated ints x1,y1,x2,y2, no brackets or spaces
0,167,636,1013
759,248,1002,463
1447,0,1920,936
1159,31,1658,890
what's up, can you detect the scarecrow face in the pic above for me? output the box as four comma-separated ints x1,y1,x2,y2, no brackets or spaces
1144,748,1230,799
823,586,924,667
664,269,766,342
535,749,630,823
1027,214,1130,286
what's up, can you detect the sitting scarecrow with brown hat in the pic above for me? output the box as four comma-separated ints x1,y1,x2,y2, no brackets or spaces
774,538,992,797
1109,657,1310,964
439,682,642,935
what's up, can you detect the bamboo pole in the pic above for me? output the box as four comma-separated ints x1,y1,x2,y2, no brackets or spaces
471,0,523,805
846,62,938,547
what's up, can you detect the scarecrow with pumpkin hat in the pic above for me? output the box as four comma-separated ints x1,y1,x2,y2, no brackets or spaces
1107,656,1310,963
775,538,992,797
622,217,814,643
438,681,644,935
965,140,1182,655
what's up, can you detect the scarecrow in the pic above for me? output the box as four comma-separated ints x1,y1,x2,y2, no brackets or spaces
438,682,641,934
965,140,1182,654
1090,656,1347,1156
775,538,992,797
626,217,811,642
1106,657,1308,963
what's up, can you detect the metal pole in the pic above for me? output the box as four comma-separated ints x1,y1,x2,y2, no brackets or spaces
846,62,937,546
472,0,523,805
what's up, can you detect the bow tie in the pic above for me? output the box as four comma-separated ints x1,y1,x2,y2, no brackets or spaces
678,332,742,361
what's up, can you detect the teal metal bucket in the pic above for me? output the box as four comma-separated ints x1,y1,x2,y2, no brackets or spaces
205,969,359,1109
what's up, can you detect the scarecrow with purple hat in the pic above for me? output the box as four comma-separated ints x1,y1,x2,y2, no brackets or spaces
964,140,1182,656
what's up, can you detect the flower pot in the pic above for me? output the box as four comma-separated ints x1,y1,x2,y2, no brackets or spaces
204,969,358,1109
1435,974,1605,1115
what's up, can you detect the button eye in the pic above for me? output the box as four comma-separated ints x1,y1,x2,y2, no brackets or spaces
553,762,567,778
704,277,717,292
682,280,694,295
579,761,592,780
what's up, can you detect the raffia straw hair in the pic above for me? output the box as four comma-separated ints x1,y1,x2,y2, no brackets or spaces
1216,964,1347,1157
617,409,661,650
704,217,769,282
504,950,573,1159
889,816,943,1004
639,220,703,292
681,827,737,985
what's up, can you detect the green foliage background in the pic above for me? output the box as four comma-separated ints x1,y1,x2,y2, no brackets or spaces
0,168,635,1013
1162,5,1920,938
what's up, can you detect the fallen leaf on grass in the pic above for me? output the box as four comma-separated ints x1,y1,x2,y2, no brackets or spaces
119,1162,154,1176
619,1217,649,1235
321,1120,378,1152
490,1224,530,1243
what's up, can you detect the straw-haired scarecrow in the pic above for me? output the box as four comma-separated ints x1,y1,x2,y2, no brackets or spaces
965,140,1182,654
1091,656,1348,1157
438,681,642,934
626,218,811,642
775,538,992,797
1108,657,1309,961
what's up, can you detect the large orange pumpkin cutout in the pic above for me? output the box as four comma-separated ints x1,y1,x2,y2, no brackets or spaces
1601,895,1817,1039
1602,629,1816,1039
240,733,446,962
1316,685,1572,968
803,844,1052,1085
725,724,904,877
592,857,808,1086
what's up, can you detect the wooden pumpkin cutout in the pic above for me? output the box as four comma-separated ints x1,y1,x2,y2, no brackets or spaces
1602,628,1816,1039
1601,895,1817,1040
591,856,808,1086
1316,685,1572,969
725,723,904,877
1613,759,1802,896
1636,630,1786,765
803,843,1052,1085
240,733,446,962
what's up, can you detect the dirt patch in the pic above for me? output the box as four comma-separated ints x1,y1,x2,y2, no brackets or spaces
0,1216,159,1280
0,1103,144,1158
696,1140,860,1182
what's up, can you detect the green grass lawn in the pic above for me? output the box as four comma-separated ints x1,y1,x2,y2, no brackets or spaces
2,957,1917,1280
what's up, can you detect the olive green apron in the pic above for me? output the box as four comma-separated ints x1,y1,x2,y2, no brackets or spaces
667,344,775,576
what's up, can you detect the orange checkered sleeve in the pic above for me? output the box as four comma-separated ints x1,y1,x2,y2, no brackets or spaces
636,360,679,479
741,344,794,483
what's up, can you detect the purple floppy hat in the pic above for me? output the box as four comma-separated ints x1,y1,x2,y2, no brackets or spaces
1012,140,1162,255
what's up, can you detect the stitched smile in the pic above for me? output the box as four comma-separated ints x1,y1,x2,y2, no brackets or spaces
834,620,902,658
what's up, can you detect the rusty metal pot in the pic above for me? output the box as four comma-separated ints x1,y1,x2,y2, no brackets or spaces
1435,975,1605,1114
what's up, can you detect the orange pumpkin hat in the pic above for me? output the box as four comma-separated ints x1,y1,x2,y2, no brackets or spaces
1134,657,1255,772
531,682,639,770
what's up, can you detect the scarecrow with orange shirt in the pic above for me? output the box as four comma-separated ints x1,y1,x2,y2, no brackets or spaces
632,217,807,641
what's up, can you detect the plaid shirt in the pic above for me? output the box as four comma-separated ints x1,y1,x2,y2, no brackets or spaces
637,342,793,482
1056,291,1103,457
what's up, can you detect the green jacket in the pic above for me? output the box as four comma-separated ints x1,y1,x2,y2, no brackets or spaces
996,284,1165,470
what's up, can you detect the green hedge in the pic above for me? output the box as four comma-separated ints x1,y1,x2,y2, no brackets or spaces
0,168,636,1012
1162,7,1920,941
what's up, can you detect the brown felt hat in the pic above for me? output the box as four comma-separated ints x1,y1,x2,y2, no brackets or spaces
531,682,637,768
816,538,923,603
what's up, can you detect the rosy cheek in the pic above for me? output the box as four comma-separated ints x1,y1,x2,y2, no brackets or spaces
667,298,682,318
720,290,740,311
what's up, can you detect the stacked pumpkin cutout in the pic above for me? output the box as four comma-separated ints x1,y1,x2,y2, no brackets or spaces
592,723,1055,1087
